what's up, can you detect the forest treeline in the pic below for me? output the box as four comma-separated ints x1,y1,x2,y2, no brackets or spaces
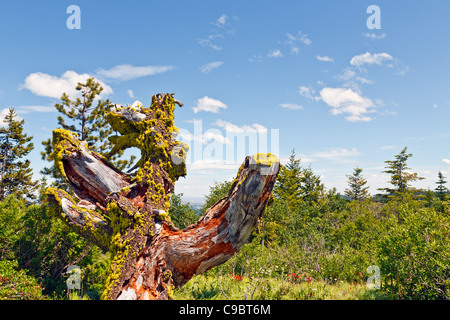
0,78,449,299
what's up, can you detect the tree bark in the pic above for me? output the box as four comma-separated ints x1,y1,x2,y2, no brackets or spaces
45,93,279,300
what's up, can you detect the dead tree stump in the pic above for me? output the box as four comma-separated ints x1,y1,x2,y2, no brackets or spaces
46,93,280,300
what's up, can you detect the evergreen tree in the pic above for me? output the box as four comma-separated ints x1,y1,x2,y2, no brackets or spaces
300,165,324,204
378,147,424,197
0,108,37,200
345,167,370,201
435,171,449,200
274,149,302,206
41,77,134,190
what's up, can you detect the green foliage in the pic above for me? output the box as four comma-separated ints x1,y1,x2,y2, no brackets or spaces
169,193,199,229
40,77,135,191
0,195,27,260
0,259,46,300
274,149,325,207
378,147,424,198
0,108,37,200
345,167,370,201
377,205,450,299
435,171,449,200
0,195,108,299
274,149,303,207
200,180,233,214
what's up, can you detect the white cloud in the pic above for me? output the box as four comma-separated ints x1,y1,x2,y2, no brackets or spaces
200,61,224,74
298,86,317,100
280,103,303,110
311,147,361,160
127,90,134,98
96,64,174,81
215,14,228,27
249,54,263,63
199,13,236,51
198,37,223,51
15,105,55,113
316,55,334,63
189,159,241,171
433,103,438,109
442,159,450,165
350,52,394,67
22,71,113,99
285,30,311,46
179,131,231,145
363,32,387,40
267,49,283,58
214,119,268,134
320,87,376,122
282,30,311,55
192,96,228,113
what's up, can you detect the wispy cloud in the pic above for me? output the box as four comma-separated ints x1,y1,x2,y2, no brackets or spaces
179,131,231,145
316,55,334,63
350,52,394,67
199,61,224,74
96,64,174,81
192,96,228,113
298,86,318,100
443,159,450,165
198,35,223,51
15,105,55,113
21,70,113,99
249,54,263,63
284,30,311,55
214,14,228,28
199,14,237,51
310,147,361,162
350,52,409,75
280,103,303,110
267,49,283,58
188,159,241,171
214,119,267,134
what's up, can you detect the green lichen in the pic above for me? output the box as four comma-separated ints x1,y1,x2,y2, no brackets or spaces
49,94,188,300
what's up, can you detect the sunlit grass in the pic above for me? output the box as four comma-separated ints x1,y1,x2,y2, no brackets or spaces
174,274,385,300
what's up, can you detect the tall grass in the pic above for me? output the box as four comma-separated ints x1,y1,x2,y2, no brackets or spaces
174,274,384,300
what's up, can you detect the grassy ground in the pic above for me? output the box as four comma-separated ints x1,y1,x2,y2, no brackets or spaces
174,274,386,300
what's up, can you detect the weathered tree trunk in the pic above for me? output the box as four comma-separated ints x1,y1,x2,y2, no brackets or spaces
46,93,279,300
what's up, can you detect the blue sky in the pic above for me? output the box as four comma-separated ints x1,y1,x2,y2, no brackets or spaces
1,1,450,202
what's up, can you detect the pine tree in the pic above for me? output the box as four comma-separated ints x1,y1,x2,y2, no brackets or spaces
41,77,134,190
274,149,302,206
345,167,370,201
435,171,449,200
378,147,424,197
0,108,37,200
300,165,324,204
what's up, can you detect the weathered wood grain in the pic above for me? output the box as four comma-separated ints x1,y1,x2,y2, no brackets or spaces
46,93,279,300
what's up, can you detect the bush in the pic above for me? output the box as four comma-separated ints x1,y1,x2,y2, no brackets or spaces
377,206,450,299
0,259,46,300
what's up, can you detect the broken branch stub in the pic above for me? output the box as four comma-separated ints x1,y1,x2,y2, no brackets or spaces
45,93,279,300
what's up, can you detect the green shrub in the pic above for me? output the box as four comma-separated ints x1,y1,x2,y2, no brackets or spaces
0,259,46,300
377,206,450,299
